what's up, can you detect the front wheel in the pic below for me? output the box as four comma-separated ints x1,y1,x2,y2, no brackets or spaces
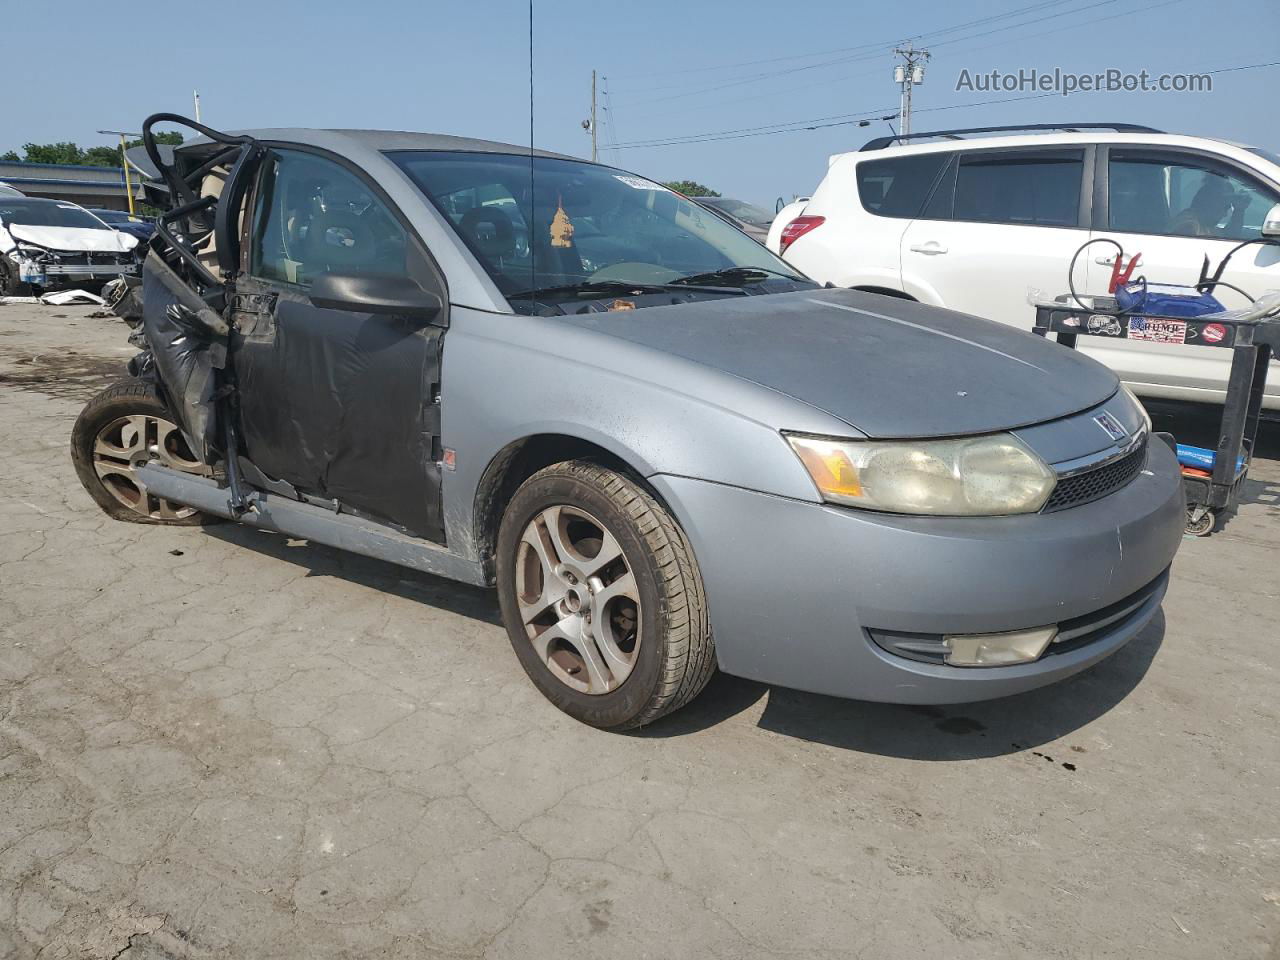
496,461,715,729
0,259,32,298
70,380,212,525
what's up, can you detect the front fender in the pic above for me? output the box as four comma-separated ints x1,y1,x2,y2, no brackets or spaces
439,307,853,562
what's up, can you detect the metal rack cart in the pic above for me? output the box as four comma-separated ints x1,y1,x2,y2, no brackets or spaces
1033,294,1279,536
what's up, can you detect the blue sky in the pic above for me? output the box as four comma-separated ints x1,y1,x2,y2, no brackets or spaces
5,0,1277,205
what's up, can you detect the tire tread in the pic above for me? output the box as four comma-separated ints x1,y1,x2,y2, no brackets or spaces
70,378,208,526
516,460,715,728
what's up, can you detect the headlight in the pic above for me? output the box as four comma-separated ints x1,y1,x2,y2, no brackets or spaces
786,432,1056,516
1120,384,1151,433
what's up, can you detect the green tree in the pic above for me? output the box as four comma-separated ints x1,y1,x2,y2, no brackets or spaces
0,150,19,162
663,180,720,197
7,132,185,168
83,146,122,166
21,142,86,165
140,132,185,148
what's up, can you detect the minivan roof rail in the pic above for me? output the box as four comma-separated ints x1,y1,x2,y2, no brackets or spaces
859,123,1164,151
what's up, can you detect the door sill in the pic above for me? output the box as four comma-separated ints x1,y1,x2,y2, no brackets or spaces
136,465,487,586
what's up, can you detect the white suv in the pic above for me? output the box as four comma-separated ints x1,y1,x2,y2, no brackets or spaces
769,124,1280,410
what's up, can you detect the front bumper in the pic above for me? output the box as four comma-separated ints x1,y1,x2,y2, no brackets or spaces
9,251,139,287
651,438,1184,704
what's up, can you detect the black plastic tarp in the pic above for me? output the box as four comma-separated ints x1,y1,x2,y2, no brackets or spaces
231,287,444,541
140,252,228,463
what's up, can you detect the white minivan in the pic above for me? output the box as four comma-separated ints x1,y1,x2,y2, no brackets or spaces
769,124,1280,410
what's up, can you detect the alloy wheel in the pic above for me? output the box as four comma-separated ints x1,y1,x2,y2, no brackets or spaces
92,414,203,520
515,504,641,695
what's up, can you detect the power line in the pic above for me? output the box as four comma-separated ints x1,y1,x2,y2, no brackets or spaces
612,0,1121,106
613,0,1198,145
610,0,1079,90
619,0,1190,125
610,59,1280,151
615,108,899,149
601,75,623,164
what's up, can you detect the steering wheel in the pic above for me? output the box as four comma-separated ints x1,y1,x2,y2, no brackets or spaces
304,210,379,273
460,206,516,261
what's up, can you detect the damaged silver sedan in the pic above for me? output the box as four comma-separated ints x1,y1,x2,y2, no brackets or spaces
70,115,1184,729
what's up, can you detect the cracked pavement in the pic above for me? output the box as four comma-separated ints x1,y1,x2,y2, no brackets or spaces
1,302,1278,959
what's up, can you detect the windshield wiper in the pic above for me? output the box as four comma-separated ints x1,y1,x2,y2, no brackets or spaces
506,278,743,300
670,265,806,287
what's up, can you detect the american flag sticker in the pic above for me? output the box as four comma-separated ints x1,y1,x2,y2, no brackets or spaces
1127,316,1187,344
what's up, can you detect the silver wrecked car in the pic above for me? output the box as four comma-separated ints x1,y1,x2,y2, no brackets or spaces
70,115,1184,729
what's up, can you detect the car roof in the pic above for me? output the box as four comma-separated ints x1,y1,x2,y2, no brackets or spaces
0,196,73,207
837,131,1266,164
181,128,582,163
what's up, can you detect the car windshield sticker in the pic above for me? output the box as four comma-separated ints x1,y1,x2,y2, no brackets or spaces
1128,316,1187,344
614,174,666,191
550,196,574,249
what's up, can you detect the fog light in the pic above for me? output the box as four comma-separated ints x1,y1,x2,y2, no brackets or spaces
943,626,1057,666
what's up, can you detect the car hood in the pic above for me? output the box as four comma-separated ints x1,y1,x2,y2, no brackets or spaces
555,287,1119,438
5,224,137,253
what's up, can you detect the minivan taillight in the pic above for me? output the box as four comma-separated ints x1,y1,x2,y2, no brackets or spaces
778,215,825,254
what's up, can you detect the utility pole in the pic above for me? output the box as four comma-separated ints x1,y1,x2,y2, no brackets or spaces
581,69,597,162
193,90,202,123
892,44,929,136
98,129,141,216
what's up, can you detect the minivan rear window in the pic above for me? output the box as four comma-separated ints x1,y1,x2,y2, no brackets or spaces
856,153,949,218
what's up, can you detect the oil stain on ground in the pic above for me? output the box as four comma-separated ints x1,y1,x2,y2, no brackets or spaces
0,348,128,401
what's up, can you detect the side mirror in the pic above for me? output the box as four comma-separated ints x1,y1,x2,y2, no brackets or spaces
1262,202,1280,238
310,272,443,322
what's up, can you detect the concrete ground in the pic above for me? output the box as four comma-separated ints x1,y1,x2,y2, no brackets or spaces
1,301,1277,960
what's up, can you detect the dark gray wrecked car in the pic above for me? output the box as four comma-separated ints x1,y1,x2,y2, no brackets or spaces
70,115,1184,729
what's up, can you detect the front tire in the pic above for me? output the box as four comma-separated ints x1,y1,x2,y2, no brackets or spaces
496,461,715,729
70,380,211,525
0,259,32,298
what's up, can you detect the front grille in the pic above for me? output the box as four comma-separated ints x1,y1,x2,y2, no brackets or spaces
1043,438,1147,512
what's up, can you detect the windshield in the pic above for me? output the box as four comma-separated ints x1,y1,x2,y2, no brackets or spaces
0,199,108,230
700,197,773,228
391,152,806,309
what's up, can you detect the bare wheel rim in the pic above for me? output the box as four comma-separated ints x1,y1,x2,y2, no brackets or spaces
92,414,202,520
515,504,641,695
